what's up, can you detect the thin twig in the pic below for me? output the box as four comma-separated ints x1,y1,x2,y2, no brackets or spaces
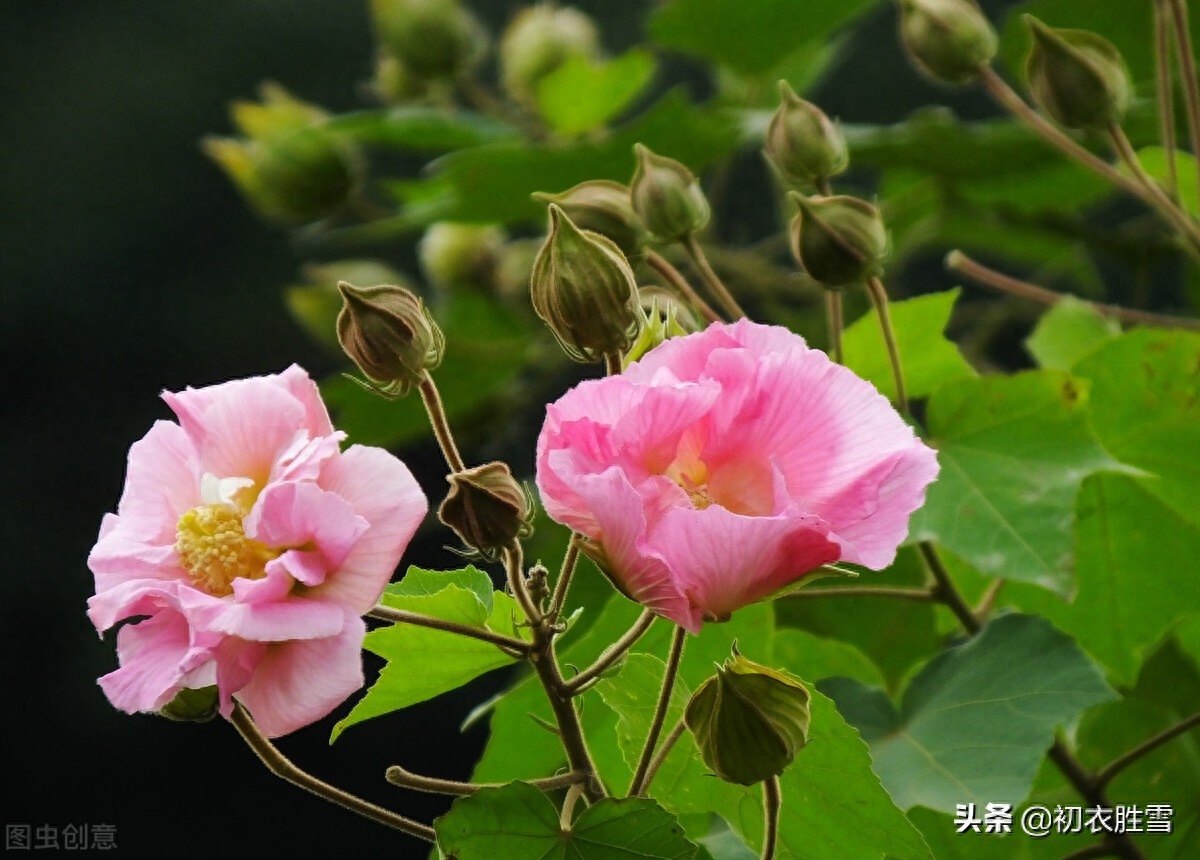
1169,0,1200,213
629,625,687,796
865,277,909,414
504,542,543,634
1108,123,1200,254
368,604,531,656
761,776,782,860
681,233,747,319
1154,0,1179,198
230,703,436,841
1095,710,1200,789
418,371,465,474
564,610,657,695
946,250,1200,330
784,585,936,601
918,542,980,634
385,765,586,796
639,718,686,796
825,290,844,363
550,537,581,620
645,249,722,323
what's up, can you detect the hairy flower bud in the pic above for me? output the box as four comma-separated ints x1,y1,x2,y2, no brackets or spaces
533,180,649,261
500,5,600,104
439,462,533,556
370,0,487,82
159,686,220,723
630,143,710,242
531,205,642,363
788,193,889,288
337,282,444,395
418,222,505,293
685,646,812,785
764,81,848,188
203,84,361,225
897,0,997,84
287,260,411,352
1024,15,1130,131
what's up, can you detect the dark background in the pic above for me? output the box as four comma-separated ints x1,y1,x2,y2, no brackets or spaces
0,0,1013,855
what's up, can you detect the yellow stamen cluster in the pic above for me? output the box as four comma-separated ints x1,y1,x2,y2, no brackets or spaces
175,504,278,597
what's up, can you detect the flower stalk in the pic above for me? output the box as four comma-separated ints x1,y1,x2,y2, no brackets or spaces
865,277,909,415
563,610,657,695
761,776,782,860
1169,0,1200,213
629,625,687,796
367,604,531,656
1153,0,1179,198
681,233,746,320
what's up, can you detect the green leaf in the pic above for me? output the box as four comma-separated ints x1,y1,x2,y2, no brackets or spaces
322,289,537,449
841,288,975,401
648,0,876,77
536,50,657,137
434,782,699,859
772,628,885,689
775,546,939,692
1024,296,1120,370
326,107,519,150
330,566,528,741
1003,330,1200,683
415,91,738,226
909,370,1121,594
821,613,1116,812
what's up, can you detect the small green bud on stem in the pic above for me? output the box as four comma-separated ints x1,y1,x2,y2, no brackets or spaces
897,0,998,85
1024,15,1130,131
788,193,890,288
336,282,445,396
370,0,487,82
500,5,600,104
533,180,649,261
630,144,710,243
764,81,848,188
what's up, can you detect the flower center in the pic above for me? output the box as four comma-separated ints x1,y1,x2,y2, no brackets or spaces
175,504,278,597
667,458,714,509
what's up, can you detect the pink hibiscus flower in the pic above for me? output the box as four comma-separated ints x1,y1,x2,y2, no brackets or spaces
536,320,939,633
87,365,427,736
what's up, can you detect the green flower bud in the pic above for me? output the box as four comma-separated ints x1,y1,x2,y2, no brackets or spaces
630,143,710,243
530,204,642,363
788,193,889,288
898,0,997,85
764,81,848,189
685,646,812,785
287,260,411,352
533,180,649,261
370,0,487,82
336,281,445,396
500,5,600,104
371,51,428,104
1024,15,1130,131
439,461,533,557
203,84,361,225
418,222,506,293
159,686,219,724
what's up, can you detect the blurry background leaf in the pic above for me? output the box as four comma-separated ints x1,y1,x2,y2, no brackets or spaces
535,49,657,137
327,107,520,150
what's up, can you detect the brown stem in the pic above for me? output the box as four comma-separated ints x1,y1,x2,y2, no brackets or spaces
418,371,465,474
531,634,608,801
946,250,1200,331
1154,0,1180,198
1169,0,1200,212
230,703,436,841
645,249,722,323
865,277,909,415
1095,710,1200,789
368,605,530,656
385,765,586,796
563,610,657,695
761,776,782,860
1108,123,1200,255
917,542,980,634
681,232,747,320
604,351,622,376
504,542,543,639
639,718,686,796
784,585,936,602
629,625,687,796
550,537,581,620
825,290,844,363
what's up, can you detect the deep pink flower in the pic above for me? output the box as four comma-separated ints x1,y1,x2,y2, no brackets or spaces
536,320,939,633
88,365,427,736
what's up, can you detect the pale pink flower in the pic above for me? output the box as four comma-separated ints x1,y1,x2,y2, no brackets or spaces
536,320,939,633
88,365,427,736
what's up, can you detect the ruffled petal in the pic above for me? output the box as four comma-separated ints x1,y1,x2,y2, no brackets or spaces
98,611,208,714
245,480,368,570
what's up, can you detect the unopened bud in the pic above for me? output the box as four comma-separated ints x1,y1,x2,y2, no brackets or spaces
1024,15,1130,131
287,260,410,352
764,82,848,188
160,686,220,723
203,84,361,225
630,144,710,242
336,282,444,395
685,645,811,785
418,222,505,292
439,462,533,556
788,193,889,288
898,0,997,84
370,0,487,82
500,5,600,104
533,180,649,261
530,205,642,363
